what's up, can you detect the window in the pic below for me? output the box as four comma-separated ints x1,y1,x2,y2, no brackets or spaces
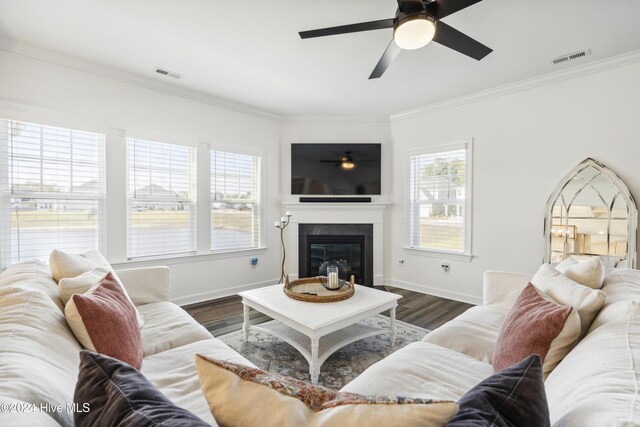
211,150,261,251
127,137,196,259
409,143,471,255
0,119,105,265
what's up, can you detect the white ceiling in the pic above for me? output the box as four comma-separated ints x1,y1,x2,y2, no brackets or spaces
1,0,640,117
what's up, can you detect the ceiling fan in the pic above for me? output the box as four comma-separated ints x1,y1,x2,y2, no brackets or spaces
299,0,492,79
320,151,373,169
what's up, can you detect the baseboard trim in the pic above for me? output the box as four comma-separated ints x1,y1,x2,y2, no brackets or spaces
175,278,278,306
386,279,482,306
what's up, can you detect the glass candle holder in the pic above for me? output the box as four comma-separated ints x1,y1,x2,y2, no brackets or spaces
326,265,339,290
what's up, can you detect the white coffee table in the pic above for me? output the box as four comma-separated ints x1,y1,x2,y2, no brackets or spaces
239,284,402,383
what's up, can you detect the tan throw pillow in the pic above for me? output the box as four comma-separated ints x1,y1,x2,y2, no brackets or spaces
50,249,144,328
556,257,605,289
532,264,606,339
492,283,580,378
195,355,458,427
65,273,143,369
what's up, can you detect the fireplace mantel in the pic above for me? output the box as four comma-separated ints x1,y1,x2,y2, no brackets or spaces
282,202,389,285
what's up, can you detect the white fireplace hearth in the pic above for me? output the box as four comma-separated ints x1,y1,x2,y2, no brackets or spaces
282,202,388,286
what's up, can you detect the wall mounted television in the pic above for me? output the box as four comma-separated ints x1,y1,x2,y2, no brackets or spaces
291,143,381,195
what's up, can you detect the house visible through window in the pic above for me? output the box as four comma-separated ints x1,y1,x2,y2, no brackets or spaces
0,119,105,265
409,143,471,254
127,137,196,259
211,150,261,251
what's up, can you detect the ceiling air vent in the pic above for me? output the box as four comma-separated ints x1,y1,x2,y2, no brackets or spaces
154,67,183,79
552,49,591,65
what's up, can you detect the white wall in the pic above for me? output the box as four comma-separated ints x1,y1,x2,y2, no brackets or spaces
3,45,639,307
389,60,640,304
0,49,282,304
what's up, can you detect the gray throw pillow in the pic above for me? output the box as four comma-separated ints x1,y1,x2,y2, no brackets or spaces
446,354,550,427
74,350,210,427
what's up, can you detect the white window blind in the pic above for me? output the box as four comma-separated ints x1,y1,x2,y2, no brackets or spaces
127,137,196,259
0,119,105,266
211,150,261,251
409,145,469,253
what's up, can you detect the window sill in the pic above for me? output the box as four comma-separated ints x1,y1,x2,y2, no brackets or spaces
112,247,268,268
403,247,473,262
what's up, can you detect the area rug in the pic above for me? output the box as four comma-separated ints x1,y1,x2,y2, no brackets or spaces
211,315,429,389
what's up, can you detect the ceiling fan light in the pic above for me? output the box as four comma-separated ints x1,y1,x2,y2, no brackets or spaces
341,161,355,170
393,14,436,50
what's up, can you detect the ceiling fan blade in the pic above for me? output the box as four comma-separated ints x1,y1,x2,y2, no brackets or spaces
369,40,402,79
397,0,424,12
425,0,484,20
432,21,492,60
299,19,394,39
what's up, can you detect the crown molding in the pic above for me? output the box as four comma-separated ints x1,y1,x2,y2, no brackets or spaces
3,36,640,125
282,115,390,124
0,37,283,122
390,48,640,122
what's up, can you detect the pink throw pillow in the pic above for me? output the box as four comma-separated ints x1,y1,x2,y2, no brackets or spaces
493,283,575,373
66,273,143,369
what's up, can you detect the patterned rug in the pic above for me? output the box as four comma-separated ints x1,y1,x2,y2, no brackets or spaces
212,314,429,389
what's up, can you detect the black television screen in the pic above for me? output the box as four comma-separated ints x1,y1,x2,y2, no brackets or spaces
291,143,381,195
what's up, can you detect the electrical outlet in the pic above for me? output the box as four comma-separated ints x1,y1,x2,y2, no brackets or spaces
251,258,258,268
398,259,405,267
441,262,450,274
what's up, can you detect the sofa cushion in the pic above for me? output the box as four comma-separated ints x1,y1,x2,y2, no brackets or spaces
493,284,580,377
49,249,144,327
138,302,213,357
65,273,143,369
196,354,458,427
0,260,64,311
0,396,61,427
556,256,605,289
601,268,640,300
532,264,606,338
341,342,494,401
446,355,549,427
0,290,81,426
422,305,508,363
545,303,640,425
587,300,633,334
142,338,255,425
74,351,210,427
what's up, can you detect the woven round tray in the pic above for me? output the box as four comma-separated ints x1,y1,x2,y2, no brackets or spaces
283,274,355,303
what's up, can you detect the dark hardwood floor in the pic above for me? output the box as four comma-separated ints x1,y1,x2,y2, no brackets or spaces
184,286,474,336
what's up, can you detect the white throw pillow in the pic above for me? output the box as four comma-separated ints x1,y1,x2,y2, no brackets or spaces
58,267,110,305
532,264,606,339
50,249,144,328
49,249,111,283
556,257,605,289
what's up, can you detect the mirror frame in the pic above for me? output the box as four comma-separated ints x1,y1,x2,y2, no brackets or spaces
544,158,638,268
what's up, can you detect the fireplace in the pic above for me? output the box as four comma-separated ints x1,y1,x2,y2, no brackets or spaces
298,224,373,287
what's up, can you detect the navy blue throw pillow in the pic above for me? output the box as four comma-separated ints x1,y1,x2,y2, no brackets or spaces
74,350,210,427
446,354,550,427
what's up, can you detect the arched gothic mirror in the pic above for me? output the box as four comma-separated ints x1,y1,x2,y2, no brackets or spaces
544,158,638,268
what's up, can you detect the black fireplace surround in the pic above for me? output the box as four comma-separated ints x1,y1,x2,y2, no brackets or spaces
298,224,374,287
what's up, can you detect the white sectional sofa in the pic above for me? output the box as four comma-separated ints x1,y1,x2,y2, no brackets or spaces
0,260,255,426
1,260,639,426
344,269,640,425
